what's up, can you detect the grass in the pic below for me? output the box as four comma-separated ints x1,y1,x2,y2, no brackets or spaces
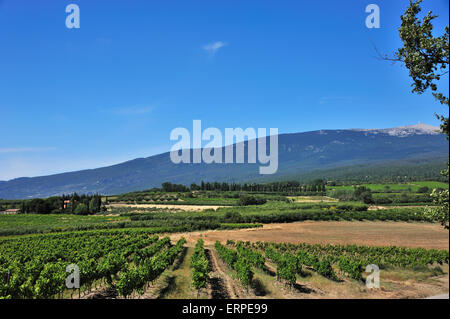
155,247,198,299
381,264,448,283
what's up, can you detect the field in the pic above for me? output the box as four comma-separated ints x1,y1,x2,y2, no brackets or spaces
0,214,127,236
108,203,225,211
328,181,448,192
169,221,450,250
127,243,450,300
2,181,447,211
2,200,436,237
287,196,338,203
167,239,448,299
1,226,447,300
0,182,449,299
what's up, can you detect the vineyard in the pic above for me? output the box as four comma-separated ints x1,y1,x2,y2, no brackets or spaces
224,240,449,285
0,229,186,299
215,241,254,290
190,239,211,297
0,227,448,299
0,203,448,299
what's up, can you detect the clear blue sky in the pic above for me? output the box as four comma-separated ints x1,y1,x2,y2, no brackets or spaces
0,0,448,180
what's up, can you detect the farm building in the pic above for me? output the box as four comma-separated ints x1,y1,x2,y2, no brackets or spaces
0,208,20,215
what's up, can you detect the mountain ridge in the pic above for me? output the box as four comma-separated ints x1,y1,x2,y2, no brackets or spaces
0,124,447,199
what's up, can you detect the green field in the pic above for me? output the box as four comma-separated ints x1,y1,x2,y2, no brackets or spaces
328,181,448,192
0,200,437,237
1,180,447,237
0,214,126,235
106,190,290,206
0,209,265,237
0,189,448,300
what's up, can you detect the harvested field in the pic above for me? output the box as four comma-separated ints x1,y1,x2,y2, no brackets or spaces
287,196,338,203
169,221,449,250
107,203,226,211
368,205,432,210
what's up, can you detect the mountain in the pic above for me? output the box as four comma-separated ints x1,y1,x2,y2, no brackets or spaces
280,157,449,183
350,123,441,137
0,124,448,199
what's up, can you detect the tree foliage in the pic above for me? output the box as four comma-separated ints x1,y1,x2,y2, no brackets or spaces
425,185,449,229
388,0,449,229
393,0,449,130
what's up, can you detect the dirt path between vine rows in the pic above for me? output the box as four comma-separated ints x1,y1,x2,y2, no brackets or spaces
206,247,240,299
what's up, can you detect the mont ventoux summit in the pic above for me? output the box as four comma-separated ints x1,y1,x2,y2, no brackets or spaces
0,123,448,199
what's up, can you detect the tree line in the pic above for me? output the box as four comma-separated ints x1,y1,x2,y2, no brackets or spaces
161,180,326,193
19,193,103,215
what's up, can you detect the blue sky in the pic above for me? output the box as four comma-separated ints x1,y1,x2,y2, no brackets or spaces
0,0,448,180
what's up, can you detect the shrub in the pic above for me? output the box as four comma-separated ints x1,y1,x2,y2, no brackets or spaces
74,203,89,215
417,186,430,193
238,195,267,206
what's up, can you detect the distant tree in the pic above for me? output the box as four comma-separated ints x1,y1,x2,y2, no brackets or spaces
190,183,200,191
161,182,188,192
238,195,267,206
353,186,373,204
162,182,172,192
221,182,229,191
417,186,430,193
360,191,374,204
74,203,89,215
89,196,101,213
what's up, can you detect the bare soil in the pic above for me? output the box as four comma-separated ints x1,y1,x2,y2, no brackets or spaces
206,248,240,298
368,205,432,210
169,221,449,250
108,203,225,211
287,196,338,203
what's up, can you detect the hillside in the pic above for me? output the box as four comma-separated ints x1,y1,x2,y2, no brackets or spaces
0,124,448,199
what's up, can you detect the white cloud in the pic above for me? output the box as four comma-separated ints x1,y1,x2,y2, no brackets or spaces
0,147,56,154
113,105,153,115
203,41,228,56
